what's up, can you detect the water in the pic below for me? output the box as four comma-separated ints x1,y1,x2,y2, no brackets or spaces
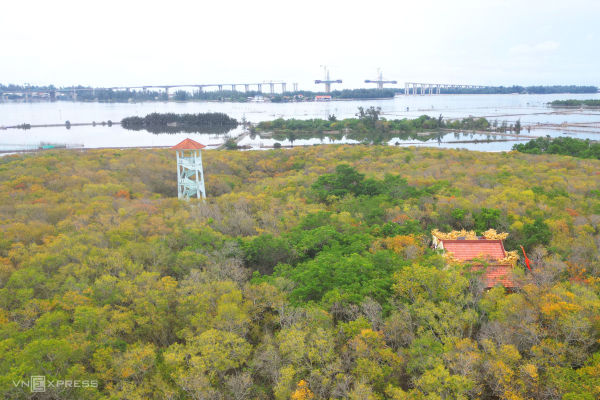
1,92,600,152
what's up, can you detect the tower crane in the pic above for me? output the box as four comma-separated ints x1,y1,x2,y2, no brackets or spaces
364,69,397,89
314,66,342,93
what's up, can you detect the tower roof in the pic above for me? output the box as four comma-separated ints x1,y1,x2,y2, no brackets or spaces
172,138,206,150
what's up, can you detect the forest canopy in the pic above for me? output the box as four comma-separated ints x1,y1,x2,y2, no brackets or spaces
0,145,599,399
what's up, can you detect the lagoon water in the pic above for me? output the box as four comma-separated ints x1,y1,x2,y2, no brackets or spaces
1,93,600,152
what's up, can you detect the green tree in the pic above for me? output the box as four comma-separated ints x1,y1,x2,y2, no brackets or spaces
522,217,551,251
243,234,295,275
474,208,501,233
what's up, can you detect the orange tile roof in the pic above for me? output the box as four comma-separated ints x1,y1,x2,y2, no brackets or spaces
442,240,506,261
171,138,206,150
440,239,516,289
472,264,516,288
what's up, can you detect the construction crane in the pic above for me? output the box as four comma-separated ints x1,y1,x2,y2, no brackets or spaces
314,66,342,93
364,69,397,89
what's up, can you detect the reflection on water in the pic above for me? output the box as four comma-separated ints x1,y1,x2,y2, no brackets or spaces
0,125,240,151
124,125,236,135
238,131,530,152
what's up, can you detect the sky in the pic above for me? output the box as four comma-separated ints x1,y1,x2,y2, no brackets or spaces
1,0,598,90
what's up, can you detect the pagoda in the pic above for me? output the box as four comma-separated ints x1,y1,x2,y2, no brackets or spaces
432,229,517,289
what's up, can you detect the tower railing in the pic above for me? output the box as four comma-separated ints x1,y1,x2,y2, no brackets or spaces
176,149,206,200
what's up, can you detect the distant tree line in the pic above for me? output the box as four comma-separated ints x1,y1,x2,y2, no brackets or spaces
3,83,596,102
0,84,168,102
253,88,401,103
121,112,238,134
321,88,399,99
0,83,57,91
187,90,261,102
0,84,401,102
549,99,600,108
77,89,166,102
513,136,600,159
438,85,598,94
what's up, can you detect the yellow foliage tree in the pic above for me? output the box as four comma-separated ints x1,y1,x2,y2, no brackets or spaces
291,380,314,400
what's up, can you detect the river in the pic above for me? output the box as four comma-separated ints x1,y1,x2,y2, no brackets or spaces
1,93,600,152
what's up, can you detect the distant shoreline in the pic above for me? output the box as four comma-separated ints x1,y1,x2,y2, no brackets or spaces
1,91,599,106
1,85,597,104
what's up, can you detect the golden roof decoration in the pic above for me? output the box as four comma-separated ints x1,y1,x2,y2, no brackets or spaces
431,229,509,241
497,250,519,266
431,229,478,241
482,229,509,240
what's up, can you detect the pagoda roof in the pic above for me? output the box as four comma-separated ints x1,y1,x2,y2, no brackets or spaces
472,264,517,288
172,138,206,150
439,238,516,289
441,239,506,262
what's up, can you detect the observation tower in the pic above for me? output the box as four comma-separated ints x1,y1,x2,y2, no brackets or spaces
172,138,206,200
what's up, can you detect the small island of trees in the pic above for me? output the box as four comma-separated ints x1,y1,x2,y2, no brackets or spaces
255,106,495,144
121,112,238,134
549,99,600,108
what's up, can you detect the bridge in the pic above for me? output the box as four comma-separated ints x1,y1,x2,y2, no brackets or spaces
0,81,299,101
365,69,397,90
404,82,486,95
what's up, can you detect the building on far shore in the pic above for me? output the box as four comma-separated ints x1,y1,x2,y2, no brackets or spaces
432,229,517,289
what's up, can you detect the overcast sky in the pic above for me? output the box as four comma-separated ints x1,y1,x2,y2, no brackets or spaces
1,0,598,90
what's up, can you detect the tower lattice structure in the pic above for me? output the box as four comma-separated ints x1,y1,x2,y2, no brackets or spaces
172,139,206,200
